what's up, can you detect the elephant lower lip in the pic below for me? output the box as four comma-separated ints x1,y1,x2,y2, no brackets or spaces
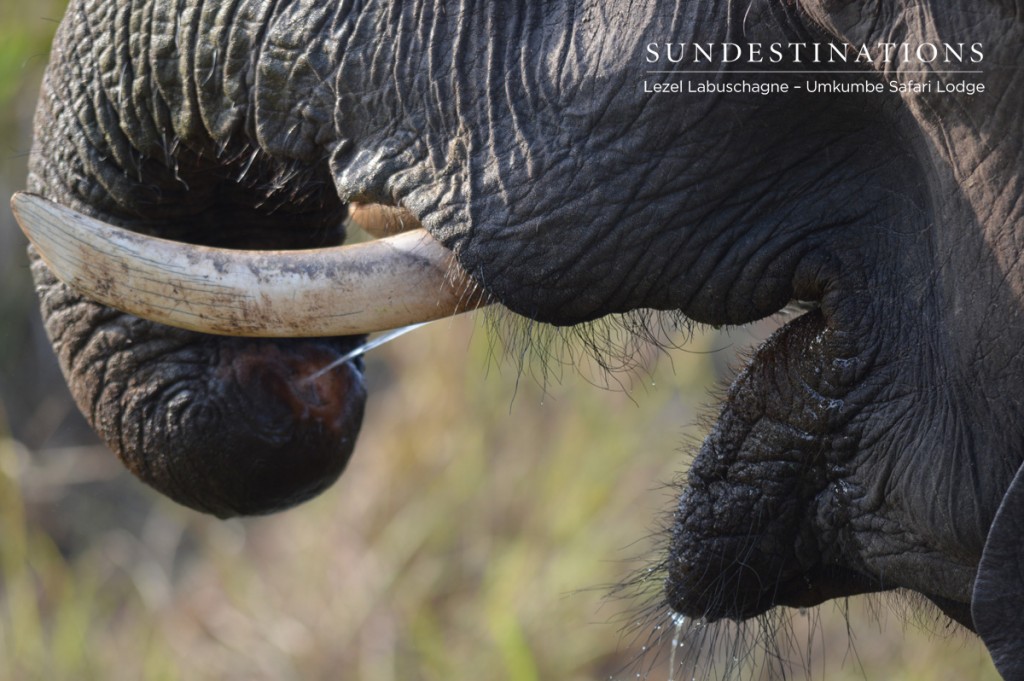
667,309,871,621
667,560,878,623
771,568,879,611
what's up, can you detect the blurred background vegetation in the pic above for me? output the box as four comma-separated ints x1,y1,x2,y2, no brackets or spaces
0,2,1001,679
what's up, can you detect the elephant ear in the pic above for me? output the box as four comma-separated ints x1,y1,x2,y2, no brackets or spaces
973,460,1024,678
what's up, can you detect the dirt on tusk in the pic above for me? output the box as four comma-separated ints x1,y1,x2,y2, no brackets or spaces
11,192,486,337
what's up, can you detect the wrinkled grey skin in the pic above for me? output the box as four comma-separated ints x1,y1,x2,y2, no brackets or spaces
24,0,1024,676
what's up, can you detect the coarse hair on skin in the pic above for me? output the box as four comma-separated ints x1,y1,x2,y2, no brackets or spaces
614,587,977,681
477,305,698,398
476,300,822,398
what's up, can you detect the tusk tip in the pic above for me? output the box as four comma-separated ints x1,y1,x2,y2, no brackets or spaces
11,192,61,245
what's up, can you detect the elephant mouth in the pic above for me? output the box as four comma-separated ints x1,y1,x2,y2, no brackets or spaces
11,193,487,338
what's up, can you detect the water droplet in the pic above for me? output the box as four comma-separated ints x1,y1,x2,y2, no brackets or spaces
666,612,687,681
305,322,430,381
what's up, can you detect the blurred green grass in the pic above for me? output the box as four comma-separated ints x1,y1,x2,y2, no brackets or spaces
0,2,1002,679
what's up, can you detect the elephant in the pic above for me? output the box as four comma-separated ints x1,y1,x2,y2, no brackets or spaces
13,0,1024,677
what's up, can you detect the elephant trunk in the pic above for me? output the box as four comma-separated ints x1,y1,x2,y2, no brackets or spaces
21,0,412,516
27,236,370,517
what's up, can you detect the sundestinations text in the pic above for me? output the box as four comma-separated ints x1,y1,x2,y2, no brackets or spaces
645,42,984,65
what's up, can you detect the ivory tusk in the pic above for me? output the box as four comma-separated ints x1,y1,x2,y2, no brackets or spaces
349,203,422,238
11,192,486,337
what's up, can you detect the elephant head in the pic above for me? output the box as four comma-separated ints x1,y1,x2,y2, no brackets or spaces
15,0,1024,676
